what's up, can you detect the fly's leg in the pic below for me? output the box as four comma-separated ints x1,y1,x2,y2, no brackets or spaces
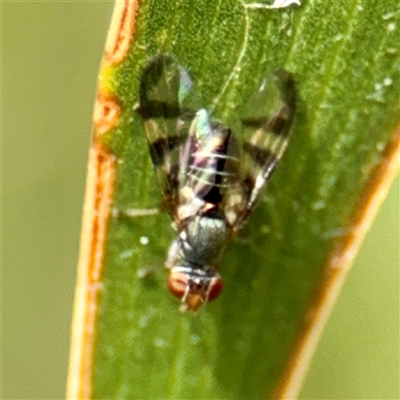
165,239,180,270
137,238,179,280
112,207,161,278
112,207,160,219
136,265,159,279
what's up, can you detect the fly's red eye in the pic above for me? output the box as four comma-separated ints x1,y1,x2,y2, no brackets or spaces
207,277,223,301
167,271,189,299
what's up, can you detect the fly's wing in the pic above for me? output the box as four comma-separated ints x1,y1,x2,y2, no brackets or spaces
136,55,196,216
224,70,296,231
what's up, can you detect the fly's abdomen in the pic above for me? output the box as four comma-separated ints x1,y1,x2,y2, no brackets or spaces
182,110,240,204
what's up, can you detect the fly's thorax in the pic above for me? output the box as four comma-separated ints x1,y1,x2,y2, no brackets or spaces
179,212,229,265
167,264,223,311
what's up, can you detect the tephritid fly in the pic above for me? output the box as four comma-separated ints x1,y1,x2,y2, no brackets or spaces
134,55,296,311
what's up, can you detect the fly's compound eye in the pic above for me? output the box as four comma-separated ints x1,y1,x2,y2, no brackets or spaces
167,270,223,311
167,270,188,300
207,276,223,301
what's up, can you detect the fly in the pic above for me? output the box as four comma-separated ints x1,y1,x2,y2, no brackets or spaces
134,55,296,311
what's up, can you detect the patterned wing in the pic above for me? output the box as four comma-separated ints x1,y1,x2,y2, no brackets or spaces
136,55,197,216
224,70,297,231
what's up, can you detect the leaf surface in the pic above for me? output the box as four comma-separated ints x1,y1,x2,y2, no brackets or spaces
69,1,400,399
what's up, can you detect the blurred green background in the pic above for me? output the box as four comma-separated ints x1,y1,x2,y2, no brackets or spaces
2,2,398,399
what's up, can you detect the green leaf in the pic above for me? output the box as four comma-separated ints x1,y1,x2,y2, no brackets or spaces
71,0,400,398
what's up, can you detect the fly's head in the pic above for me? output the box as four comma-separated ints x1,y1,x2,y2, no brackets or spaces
167,264,223,312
